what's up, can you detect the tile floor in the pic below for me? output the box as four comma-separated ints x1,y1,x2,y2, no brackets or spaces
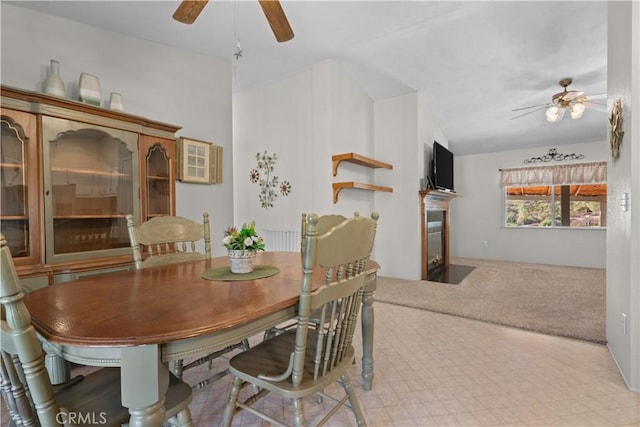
2,302,639,426
180,302,639,426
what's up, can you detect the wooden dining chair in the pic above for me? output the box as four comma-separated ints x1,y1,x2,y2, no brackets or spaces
125,213,250,388
222,212,378,426
265,211,369,340
0,233,194,426
300,212,349,253
125,213,212,269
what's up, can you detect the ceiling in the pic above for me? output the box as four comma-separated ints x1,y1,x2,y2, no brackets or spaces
10,1,609,156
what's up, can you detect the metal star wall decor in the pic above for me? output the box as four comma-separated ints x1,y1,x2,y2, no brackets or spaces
234,42,243,60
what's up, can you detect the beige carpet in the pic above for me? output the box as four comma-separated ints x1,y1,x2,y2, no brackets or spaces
375,258,606,344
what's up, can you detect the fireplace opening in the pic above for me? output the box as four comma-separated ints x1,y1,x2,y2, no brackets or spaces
426,210,445,279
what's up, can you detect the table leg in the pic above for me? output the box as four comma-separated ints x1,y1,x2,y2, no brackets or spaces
361,272,376,391
121,345,168,427
44,353,70,385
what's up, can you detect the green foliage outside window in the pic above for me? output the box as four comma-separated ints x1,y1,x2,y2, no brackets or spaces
505,185,605,228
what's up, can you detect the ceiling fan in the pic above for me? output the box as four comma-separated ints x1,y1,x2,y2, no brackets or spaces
511,78,606,122
173,0,294,43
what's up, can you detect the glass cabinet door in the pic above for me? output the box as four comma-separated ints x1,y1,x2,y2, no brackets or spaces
42,116,139,263
140,135,175,222
0,110,40,266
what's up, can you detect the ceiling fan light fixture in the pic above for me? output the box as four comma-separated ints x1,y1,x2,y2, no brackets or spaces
546,106,560,122
570,102,586,119
514,77,605,123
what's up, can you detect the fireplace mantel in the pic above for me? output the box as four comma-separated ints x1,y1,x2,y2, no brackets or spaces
419,190,459,280
420,189,458,204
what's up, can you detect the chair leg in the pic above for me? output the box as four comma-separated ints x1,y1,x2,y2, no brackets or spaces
340,373,366,426
222,376,243,427
292,397,306,427
172,359,184,379
191,368,230,390
167,408,194,427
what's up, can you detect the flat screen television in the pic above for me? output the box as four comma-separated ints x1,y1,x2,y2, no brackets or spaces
431,141,454,192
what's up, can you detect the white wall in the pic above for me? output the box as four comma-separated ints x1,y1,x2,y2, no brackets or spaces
418,92,450,180
451,141,608,268
233,60,377,245
311,61,375,217
373,92,449,279
1,4,234,256
606,1,639,392
373,94,420,279
233,70,314,234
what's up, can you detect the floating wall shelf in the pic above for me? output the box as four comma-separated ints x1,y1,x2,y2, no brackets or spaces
331,152,393,203
332,152,393,177
332,182,393,203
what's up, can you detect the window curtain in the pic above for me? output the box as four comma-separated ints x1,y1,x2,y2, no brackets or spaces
500,161,607,187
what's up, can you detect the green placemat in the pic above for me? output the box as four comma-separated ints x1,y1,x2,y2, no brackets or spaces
201,265,280,281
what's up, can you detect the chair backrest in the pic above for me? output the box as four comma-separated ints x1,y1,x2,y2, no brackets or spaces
300,212,362,253
126,213,212,269
291,212,378,387
0,234,61,425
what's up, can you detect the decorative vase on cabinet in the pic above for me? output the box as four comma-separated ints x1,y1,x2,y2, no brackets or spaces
79,73,101,106
43,59,65,97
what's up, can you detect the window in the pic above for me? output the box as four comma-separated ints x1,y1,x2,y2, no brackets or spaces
176,137,223,184
505,184,606,227
501,162,607,229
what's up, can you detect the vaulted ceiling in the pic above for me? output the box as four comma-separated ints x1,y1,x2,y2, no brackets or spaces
10,1,609,156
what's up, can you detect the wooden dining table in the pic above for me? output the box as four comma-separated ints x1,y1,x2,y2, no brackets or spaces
23,251,380,426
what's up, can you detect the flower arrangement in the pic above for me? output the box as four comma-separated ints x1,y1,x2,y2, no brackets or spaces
222,222,265,252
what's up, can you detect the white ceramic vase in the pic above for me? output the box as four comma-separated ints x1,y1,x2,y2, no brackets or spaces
44,59,65,97
227,250,256,273
79,73,101,106
109,92,124,110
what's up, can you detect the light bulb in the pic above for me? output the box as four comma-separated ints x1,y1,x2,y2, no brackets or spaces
546,106,560,122
570,102,585,119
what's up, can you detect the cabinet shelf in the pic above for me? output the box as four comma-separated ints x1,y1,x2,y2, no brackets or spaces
0,162,23,169
51,167,131,178
1,215,28,220
332,182,392,203
53,214,128,220
332,153,393,177
147,175,170,181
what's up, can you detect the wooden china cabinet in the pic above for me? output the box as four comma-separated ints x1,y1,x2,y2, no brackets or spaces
140,135,176,222
1,85,179,288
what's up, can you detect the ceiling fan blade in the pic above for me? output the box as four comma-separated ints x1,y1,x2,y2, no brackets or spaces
512,103,552,112
173,0,209,24
586,93,607,101
563,90,585,101
510,106,547,120
584,102,608,113
259,0,295,42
